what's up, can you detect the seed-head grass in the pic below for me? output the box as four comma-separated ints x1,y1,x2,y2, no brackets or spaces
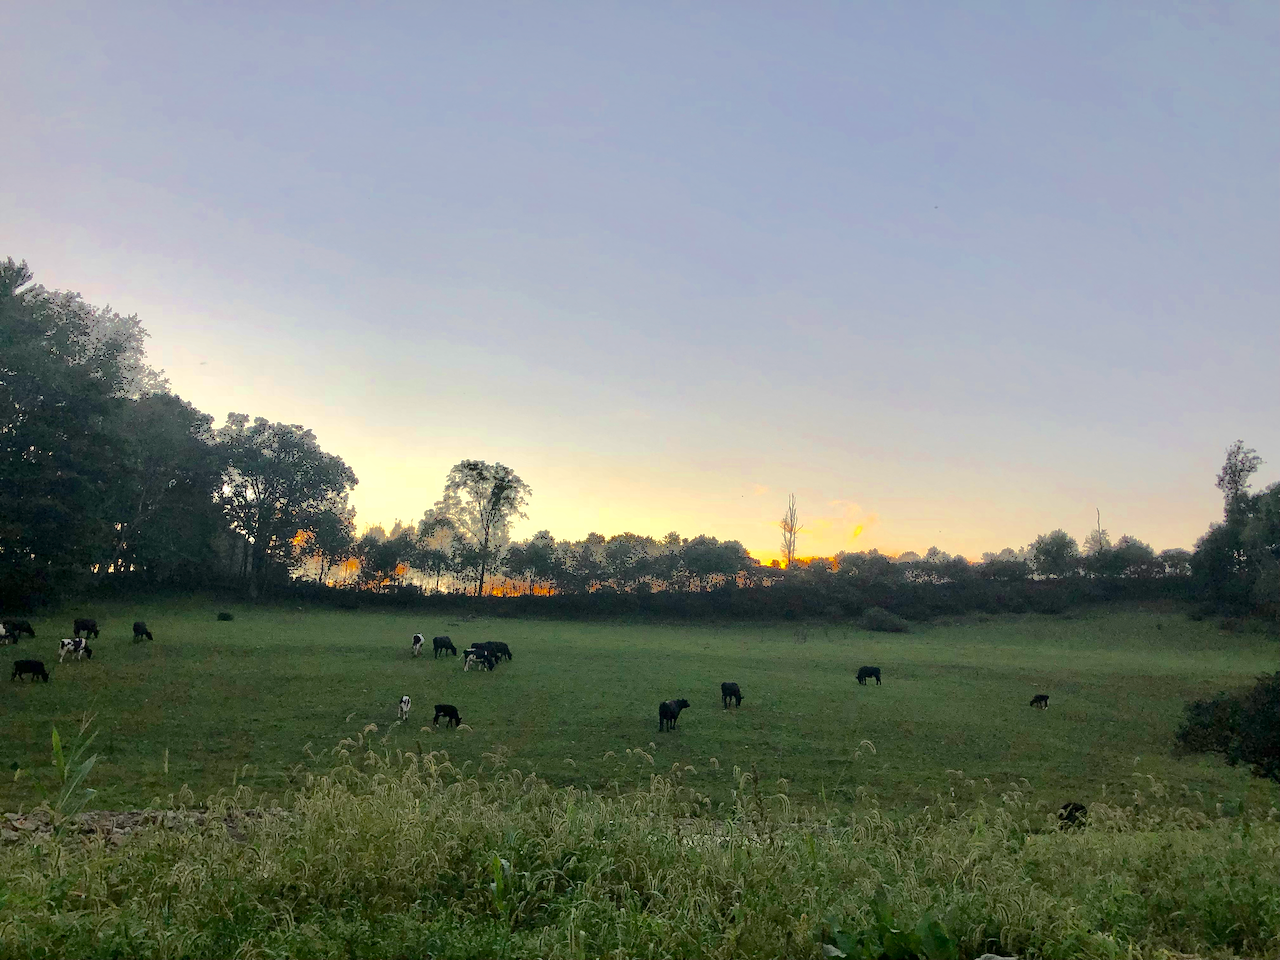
2,730,1278,959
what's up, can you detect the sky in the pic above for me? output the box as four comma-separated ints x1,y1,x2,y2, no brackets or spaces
3,2,1277,562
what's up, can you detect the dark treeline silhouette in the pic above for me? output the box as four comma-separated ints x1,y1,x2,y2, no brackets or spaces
0,258,358,608
3,257,1276,620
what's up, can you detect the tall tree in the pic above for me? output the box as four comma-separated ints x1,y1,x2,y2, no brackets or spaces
99,393,226,583
1217,440,1263,521
0,259,140,605
217,414,358,596
780,494,802,568
435,460,530,597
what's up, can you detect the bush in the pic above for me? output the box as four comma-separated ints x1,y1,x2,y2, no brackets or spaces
861,607,910,633
215,611,234,621
1176,671,1280,783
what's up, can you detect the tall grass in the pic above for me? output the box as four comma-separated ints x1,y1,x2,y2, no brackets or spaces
2,728,1278,959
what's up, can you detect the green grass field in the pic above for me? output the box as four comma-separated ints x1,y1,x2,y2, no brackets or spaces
3,599,1278,815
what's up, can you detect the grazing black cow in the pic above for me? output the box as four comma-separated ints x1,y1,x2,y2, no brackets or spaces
433,636,457,658
3,620,35,639
856,666,881,686
411,634,424,657
12,659,49,682
1058,802,1087,830
486,640,513,661
433,703,461,728
721,681,743,709
73,618,99,640
133,621,153,642
658,698,690,732
1030,694,1049,709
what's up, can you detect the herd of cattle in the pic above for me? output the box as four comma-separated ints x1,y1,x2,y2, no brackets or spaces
8,617,1052,727
397,632,896,732
6,617,154,683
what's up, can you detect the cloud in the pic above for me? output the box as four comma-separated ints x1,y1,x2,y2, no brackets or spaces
751,484,770,496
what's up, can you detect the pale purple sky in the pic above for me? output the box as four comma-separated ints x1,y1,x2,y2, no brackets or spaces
4,2,1277,560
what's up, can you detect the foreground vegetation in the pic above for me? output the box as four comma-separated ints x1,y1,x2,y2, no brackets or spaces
2,732,1279,959
4,601,1278,815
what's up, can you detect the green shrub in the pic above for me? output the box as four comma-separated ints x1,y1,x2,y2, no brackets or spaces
1177,671,1280,783
861,607,910,633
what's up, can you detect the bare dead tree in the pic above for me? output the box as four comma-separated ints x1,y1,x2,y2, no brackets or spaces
780,493,802,568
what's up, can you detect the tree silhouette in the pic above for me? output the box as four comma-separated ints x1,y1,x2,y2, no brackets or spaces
437,461,530,597
780,494,802,568
1217,440,1263,521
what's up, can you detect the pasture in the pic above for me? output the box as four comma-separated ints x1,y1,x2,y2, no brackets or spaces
3,600,1278,815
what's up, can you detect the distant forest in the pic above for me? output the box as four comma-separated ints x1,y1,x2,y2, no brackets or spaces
3,257,1277,619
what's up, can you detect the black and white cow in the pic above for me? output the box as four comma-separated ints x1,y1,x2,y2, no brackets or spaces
1030,694,1049,709
658,698,690,732
412,634,425,657
433,636,457,658
58,638,93,662
73,618,100,640
398,695,412,721
463,648,497,671
433,703,461,727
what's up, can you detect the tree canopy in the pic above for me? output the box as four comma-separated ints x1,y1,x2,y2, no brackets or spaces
217,415,358,596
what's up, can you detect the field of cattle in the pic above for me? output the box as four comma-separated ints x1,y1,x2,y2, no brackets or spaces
4,599,1277,816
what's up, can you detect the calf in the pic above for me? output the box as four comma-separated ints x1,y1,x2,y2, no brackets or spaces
398,695,412,721
133,621,153,642
721,681,743,709
58,639,93,663
658,698,690,732
73,618,100,640
856,666,881,686
433,703,461,728
411,634,424,657
3,620,35,639
1030,694,1049,709
11,659,49,682
432,635,457,658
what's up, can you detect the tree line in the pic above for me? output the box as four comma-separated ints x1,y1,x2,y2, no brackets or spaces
3,256,1276,619
0,258,357,606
